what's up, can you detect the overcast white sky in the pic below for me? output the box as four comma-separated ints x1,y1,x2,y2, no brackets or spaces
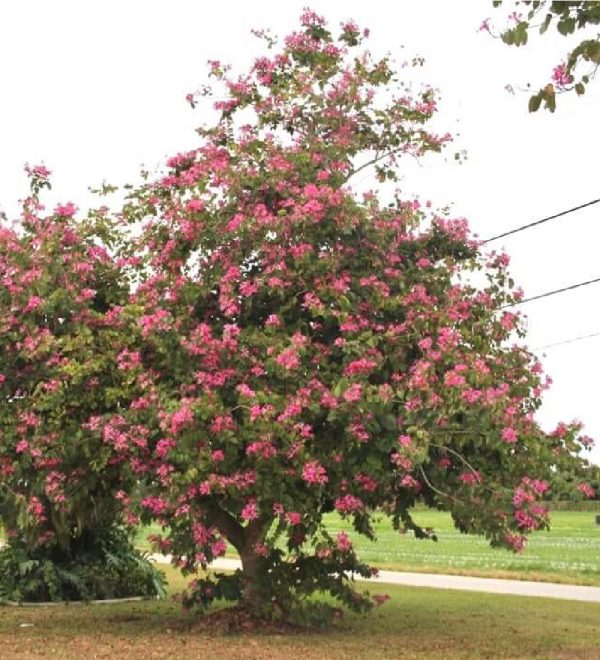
1,1,599,464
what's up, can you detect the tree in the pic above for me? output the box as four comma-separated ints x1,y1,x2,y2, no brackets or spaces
486,1,600,112
95,10,595,624
0,168,164,602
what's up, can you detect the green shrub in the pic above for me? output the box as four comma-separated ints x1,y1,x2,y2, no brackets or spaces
0,528,166,603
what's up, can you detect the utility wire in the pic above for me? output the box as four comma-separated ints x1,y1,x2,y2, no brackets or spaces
503,276,600,307
535,331,600,351
483,197,600,244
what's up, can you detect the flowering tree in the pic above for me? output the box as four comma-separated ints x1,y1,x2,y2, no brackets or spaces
0,169,164,601
79,11,594,622
485,1,600,111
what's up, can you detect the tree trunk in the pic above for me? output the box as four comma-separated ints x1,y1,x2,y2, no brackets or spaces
203,503,269,613
239,546,264,612
237,516,270,613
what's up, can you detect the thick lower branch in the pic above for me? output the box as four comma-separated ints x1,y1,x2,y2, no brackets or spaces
202,500,246,552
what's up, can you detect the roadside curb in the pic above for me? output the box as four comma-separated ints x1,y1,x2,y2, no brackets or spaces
1,596,153,608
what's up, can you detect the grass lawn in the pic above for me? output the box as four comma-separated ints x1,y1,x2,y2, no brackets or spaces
1,565,599,659
138,510,600,586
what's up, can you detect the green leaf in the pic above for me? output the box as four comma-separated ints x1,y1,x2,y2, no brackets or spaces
501,30,515,46
528,93,542,113
514,22,529,46
539,14,552,35
557,17,576,36
575,82,586,95
380,414,398,432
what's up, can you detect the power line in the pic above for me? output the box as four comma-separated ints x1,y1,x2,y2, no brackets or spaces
535,331,600,351
483,197,600,244
503,276,600,307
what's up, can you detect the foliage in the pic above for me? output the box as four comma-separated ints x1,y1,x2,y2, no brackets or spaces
0,527,165,603
488,1,600,111
0,166,147,599
84,10,596,623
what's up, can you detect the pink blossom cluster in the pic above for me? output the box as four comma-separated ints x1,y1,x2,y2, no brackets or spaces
302,461,328,485
334,495,364,514
552,63,573,89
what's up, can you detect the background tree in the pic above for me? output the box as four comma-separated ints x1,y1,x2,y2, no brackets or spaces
0,168,164,602
487,1,600,111
104,11,595,624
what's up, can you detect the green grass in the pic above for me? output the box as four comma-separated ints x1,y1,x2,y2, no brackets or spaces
1,564,599,659
138,510,600,586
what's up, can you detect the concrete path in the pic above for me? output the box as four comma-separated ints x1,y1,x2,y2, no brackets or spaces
150,554,600,604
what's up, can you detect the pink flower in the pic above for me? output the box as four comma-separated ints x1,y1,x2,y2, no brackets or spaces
577,483,595,498
23,295,43,313
336,531,352,552
155,438,176,458
26,163,51,178
302,461,328,485
343,383,363,402
265,314,281,327
500,311,518,331
170,407,194,435
462,389,482,404
459,471,481,486
254,542,269,557
186,198,204,212
444,371,466,387
505,532,526,552
349,422,370,443
54,202,76,217
236,383,256,398
418,337,432,351
552,63,572,89
241,498,258,521
501,427,518,443
392,453,413,471
344,358,377,376
514,510,538,531
246,440,277,460
26,496,46,521
400,474,421,492
212,539,227,556
239,280,258,297
334,494,364,514
354,473,378,492
286,511,302,526
513,488,534,508
276,347,300,370
140,496,169,516
211,449,225,462
116,349,142,371
321,391,338,408
521,477,549,496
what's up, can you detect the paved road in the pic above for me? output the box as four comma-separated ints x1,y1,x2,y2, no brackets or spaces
150,554,600,603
